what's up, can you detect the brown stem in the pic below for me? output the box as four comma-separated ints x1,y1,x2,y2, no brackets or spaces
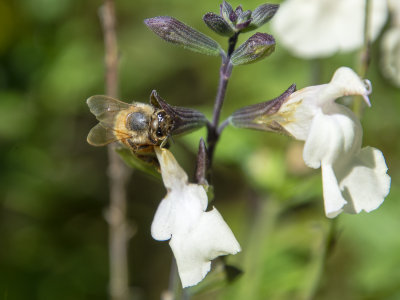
100,1,131,299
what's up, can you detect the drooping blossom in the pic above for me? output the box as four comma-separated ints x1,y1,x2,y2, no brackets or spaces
151,147,241,287
231,67,391,218
271,0,388,58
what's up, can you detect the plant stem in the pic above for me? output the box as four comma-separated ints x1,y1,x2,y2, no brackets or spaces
206,33,237,167
207,57,233,164
303,219,337,300
100,1,131,299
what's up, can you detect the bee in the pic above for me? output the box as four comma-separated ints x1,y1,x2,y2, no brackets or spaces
87,95,173,159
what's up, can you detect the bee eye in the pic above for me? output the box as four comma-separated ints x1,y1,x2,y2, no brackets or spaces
127,112,147,131
156,128,164,137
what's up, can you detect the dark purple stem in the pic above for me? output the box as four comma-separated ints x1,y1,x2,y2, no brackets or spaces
205,33,237,170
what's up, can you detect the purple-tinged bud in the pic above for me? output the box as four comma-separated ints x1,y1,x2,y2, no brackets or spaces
220,1,234,23
203,12,235,37
235,5,243,16
195,138,209,186
244,3,279,32
230,33,276,65
144,16,222,56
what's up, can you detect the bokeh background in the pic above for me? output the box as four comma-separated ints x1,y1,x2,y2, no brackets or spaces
0,0,399,299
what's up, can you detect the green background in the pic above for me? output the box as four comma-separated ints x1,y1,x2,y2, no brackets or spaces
0,0,399,299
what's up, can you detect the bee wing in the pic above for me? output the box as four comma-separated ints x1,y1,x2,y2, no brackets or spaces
87,95,132,126
87,123,131,146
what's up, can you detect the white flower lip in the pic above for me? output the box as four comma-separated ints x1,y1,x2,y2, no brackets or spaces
277,67,390,217
151,147,241,288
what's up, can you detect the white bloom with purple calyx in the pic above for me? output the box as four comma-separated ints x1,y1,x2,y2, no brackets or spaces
151,147,241,288
279,67,391,217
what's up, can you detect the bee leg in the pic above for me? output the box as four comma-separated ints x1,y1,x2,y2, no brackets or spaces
128,144,160,169
135,145,156,155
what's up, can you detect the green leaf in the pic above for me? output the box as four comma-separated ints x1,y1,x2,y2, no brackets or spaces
116,147,161,180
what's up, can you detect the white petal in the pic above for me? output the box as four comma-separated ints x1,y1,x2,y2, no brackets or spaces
151,182,208,241
302,105,360,168
169,207,241,288
272,0,388,58
151,196,173,241
388,0,400,26
335,147,391,214
381,27,400,87
280,67,369,140
279,86,320,140
328,67,371,106
321,164,347,218
171,184,208,234
155,147,188,190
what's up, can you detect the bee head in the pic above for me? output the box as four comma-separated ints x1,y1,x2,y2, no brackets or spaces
149,109,173,144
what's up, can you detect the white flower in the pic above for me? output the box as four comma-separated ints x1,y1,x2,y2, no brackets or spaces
277,67,391,217
271,0,388,58
381,0,400,87
151,147,241,288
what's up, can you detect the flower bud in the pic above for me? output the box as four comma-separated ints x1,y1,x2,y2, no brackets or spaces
220,1,235,24
230,33,276,65
203,12,235,37
250,4,279,27
195,138,209,186
144,16,222,56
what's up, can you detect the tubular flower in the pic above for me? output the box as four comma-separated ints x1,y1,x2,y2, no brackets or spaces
271,0,388,58
151,147,241,288
231,67,391,218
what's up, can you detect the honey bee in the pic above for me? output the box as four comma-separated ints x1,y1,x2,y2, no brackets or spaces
87,95,173,158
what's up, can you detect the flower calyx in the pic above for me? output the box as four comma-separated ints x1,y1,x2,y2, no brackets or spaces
229,84,296,133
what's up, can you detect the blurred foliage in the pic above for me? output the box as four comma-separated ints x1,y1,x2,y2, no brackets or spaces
0,0,399,299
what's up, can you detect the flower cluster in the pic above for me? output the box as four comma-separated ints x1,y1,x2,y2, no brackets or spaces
231,67,391,218
203,1,279,35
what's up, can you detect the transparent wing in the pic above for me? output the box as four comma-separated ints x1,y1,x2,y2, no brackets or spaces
87,95,132,127
87,123,130,146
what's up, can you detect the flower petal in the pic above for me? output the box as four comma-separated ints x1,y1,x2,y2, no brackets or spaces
336,147,391,214
329,67,372,106
302,104,361,168
151,196,173,241
169,207,241,288
321,164,347,218
381,27,400,87
155,147,188,189
271,0,388,58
